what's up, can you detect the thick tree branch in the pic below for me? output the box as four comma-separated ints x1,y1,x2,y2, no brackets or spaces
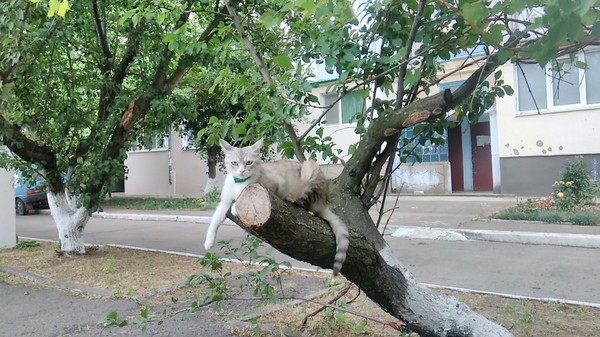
223,0,306,162
0,114,65,192
85,4,231,202
0,115,55,166
230,183,513,336
337,50,506,194
92,0,113,66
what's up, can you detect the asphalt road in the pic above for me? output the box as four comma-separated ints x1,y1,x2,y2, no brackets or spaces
16,210,600,306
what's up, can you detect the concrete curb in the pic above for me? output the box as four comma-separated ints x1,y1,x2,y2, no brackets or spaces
93,211,236,225
391,225,600,248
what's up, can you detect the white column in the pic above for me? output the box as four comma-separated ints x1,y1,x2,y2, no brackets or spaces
0,168,16,248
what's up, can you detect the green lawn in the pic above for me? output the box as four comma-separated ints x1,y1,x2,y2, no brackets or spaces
492,207,600,225
101,196,219,211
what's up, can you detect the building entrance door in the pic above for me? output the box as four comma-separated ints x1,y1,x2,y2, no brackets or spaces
471,122,493,191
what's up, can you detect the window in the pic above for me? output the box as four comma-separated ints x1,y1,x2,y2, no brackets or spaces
181,130,197,149
399,125,448,163
321,91,365,125
449,45,487,60
130,134,169,151
517,50,600,113
585,51,600,104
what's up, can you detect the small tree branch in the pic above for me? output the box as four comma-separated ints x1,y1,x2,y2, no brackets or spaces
301,282,353,327
361,135,398,207
395,0,426,110
92,0,113,68
223,0,305,162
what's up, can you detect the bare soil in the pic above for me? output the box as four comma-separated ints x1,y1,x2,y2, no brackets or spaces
1,241,600,337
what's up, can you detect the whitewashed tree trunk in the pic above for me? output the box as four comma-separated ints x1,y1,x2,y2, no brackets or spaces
47,190,91,254
203,177,217,195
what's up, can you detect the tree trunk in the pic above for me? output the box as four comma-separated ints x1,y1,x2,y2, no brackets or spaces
204,147,218,195
231,184,513,337
47,190,91,254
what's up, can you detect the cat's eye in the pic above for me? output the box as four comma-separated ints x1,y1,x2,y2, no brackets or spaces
245,161,254,166
231,161,238,166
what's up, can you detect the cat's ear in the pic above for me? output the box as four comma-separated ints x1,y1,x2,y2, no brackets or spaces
247,138,264,154
219,139,234,152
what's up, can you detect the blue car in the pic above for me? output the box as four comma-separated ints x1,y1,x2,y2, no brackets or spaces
14,174,49,215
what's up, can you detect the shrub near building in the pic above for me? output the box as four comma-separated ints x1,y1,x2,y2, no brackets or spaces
494,158,600,225
553,158,600,211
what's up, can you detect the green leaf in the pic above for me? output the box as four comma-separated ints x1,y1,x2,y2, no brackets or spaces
261,10,281,28
47,0,60,17
119,9,137,25
461,1,487,24
235,123,247,136
273,54,293,70
57,0,69,17
163,33,177,43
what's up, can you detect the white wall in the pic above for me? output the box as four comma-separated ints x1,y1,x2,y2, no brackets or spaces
0,168,16,248
124,131,226,197
298,84,366,164
391,161,452,194
495,63,600,158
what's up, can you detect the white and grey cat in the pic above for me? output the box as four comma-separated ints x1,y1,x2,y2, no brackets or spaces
204,138,350,276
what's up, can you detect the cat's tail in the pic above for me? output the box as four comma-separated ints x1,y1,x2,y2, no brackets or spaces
318,206,350,276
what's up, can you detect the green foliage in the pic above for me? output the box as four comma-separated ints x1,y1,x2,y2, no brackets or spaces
102,258,116,274
100,197,214,210
509,303,535,337
570,212,600,226
1,0,239,212
99,311,128,332
493,207,600,225
494,158,600,224
553,158,599,211
2,0,598,212
185,236,291,311
203,189,220,205
16,238,40,250
101,236,292,335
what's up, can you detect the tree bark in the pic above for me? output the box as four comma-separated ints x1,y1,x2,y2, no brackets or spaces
47,190,91,254
204,147,218,195
231,184,513,337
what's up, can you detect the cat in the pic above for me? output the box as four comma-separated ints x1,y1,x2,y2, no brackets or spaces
203,138,350,276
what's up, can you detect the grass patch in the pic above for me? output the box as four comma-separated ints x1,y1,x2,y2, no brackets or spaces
493,208,600,225
100,196,219,210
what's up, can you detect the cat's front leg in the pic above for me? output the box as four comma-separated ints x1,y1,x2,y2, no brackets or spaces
204,200,232,250
231,202,238,217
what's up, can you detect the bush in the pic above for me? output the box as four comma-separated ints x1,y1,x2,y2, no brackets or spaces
553,158,599,211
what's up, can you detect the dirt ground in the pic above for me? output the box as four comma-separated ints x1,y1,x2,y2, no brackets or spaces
1,241,600,337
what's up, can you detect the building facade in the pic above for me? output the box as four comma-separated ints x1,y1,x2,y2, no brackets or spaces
123,131,225,198
122,50,599,198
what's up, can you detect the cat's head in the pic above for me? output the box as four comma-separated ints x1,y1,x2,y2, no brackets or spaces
219,138,263,180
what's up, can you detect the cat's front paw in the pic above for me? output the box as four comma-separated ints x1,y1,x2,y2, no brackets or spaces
204,236,215,250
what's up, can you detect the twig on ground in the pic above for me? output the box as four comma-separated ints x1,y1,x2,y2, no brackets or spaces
301,282,353,328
